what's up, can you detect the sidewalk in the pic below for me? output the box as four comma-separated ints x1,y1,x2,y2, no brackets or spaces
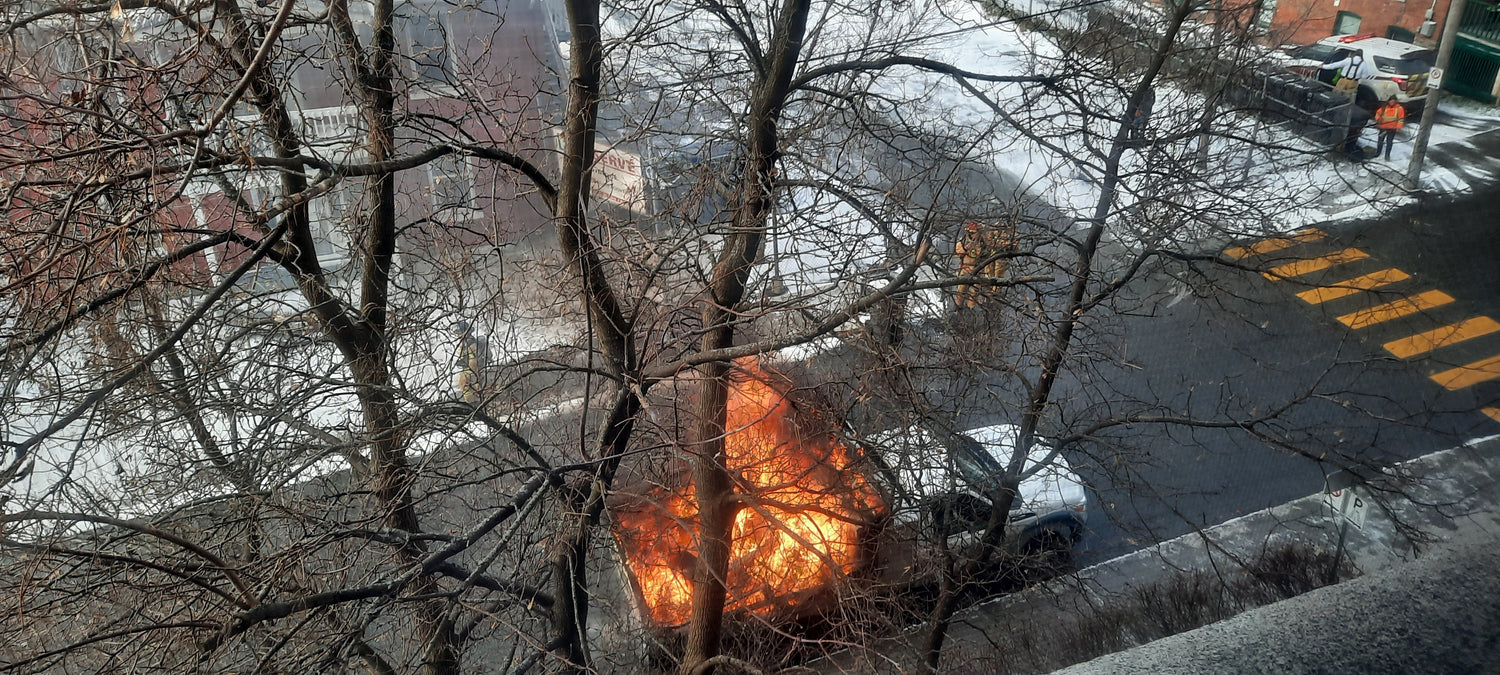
1299,104,1500,223
1055,538,1500,674
814,434,1500,673
1052,438,1500,674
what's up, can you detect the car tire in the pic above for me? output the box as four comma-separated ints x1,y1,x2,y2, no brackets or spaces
1355,85,1378,111
1018,527,1075,580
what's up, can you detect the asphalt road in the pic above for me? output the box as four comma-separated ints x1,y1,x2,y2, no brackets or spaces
498,189,1499,585
1064,187,1500,564
637,185,1500,569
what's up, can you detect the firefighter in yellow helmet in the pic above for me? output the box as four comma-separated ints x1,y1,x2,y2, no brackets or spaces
452,321,491,405
954,220,1017,309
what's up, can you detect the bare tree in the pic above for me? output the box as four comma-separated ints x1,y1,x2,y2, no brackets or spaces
0,0,1417,671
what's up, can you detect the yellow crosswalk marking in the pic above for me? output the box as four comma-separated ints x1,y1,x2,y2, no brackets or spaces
1384,317,1500,359
1224,229,1328,260
1431,355,1500,390
1336,290,1455,330
1263,248,1369,281
1296,268,1411,305
1484,407,1500,424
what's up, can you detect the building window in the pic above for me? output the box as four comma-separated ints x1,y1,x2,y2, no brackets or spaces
401,5,451,84
308,183,357,266
49,34,87,95
244,183,354,271
347,2,452,86
1254,0,1278,33
1334,11,1363,35
244,184,283,229
238,184,297,289
1386,25,1417,43
428,154,479,217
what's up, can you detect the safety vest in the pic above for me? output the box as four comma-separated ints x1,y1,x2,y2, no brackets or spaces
1375,104,1405,131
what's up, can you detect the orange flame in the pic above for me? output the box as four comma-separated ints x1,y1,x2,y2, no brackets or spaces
613,358,885,626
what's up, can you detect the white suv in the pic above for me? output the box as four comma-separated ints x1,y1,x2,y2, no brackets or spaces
864,423,1089,571
1282,34,1436,111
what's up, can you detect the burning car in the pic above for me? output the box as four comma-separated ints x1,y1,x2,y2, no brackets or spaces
607,358,1088,632
608,360,887,628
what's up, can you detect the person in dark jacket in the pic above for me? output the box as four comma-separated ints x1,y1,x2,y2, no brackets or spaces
1343,104,1372,162
1129,86,1156,140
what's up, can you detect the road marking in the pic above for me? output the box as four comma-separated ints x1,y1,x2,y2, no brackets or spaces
1432,355,1500,390
1335,290,1455,330
1224,228,1327,260
1383,316,1500,359
1263,248,1369,281
1296,268,1411,305
1484,407,1500,424
1428,354,1500,390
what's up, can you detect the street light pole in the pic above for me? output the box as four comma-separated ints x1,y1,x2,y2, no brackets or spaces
1405,0,1467,190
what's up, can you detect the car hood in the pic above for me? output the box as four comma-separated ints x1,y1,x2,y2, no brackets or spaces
868,423,1088,516
966,424,1087,514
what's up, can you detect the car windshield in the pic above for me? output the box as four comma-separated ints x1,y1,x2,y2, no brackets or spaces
1296,44,1341,62
950,435,1004,489
1375,52,1435,74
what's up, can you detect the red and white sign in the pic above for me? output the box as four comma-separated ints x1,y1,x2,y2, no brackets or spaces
1324,487,1369,529
592,142,647,213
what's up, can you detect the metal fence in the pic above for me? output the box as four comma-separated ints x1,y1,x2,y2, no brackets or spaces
1076,6,1356,151
1452,35,1500,103
1461,0,1500,45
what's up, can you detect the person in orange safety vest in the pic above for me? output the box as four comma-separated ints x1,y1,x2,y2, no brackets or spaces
1374,96,1406,162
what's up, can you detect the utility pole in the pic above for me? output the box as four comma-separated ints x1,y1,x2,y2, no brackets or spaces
1406,0,1467,190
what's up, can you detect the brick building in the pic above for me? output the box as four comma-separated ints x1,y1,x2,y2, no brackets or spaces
1267,0,1457,46
1,0,574,299
1265,0,1500,102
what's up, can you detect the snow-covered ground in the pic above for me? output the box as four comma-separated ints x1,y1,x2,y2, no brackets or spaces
4,273,586,522
9,0,1497,521
916,1,1490,231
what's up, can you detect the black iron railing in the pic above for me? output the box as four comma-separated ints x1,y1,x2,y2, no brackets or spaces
1460,0,1500,46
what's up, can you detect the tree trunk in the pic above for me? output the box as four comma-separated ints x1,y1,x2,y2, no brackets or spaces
539,0,649,667
547,391,642,671
920,532,958,672
678,1,812,670
550,485,593,672
681,355,738,673
923,3,1196,666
